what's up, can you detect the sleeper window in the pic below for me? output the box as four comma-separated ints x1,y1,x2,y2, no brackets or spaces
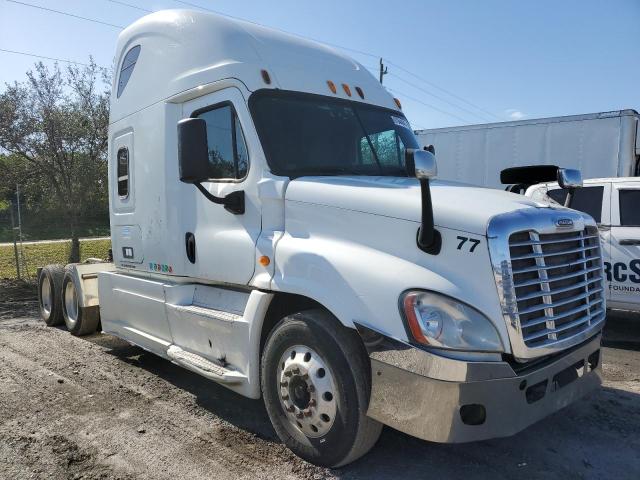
196,104,249,180
117,45,141,98
117,147,129,198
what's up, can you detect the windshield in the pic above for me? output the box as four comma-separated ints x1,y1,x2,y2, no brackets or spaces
249,90,420,177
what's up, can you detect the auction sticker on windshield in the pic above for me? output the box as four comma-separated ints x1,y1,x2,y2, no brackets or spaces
391,116,411,130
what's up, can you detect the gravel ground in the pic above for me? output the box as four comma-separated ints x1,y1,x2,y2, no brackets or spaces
1,280,639,480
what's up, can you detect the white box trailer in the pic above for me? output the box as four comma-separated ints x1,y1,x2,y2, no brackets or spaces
415,110,640,188
35,9,605,467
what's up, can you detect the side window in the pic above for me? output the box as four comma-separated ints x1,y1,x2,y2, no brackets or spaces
619,190,640,226
196,104,249,180
359,130,405,167
117,45,141,98
547,188,568,205
117,147,129,198
549,186,604,222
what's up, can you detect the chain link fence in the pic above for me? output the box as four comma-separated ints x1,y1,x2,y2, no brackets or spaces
0,201,111,281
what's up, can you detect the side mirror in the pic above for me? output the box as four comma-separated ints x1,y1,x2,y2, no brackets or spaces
557,168,583,189
557,168,582,208
406,148,437,180
178,118,210,184
405,148,440,255
177,118,245,214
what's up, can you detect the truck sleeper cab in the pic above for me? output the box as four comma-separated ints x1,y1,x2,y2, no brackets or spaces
37,10,605,467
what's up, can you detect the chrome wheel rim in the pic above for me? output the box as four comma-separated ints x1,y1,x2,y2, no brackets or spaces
277,346,337,438
64,280,79,328
40,277,52,319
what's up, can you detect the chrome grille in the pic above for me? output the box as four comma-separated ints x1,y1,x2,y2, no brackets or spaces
508,227,605,349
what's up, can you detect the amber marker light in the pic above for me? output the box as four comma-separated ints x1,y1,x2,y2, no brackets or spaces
355,86,364,99
393,97,402,109
327,80,337,94
403,293,428,345
259,255,271,266
342,83,352,97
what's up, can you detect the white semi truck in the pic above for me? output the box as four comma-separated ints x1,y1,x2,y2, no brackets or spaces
415,110,640,189
37,10,605,467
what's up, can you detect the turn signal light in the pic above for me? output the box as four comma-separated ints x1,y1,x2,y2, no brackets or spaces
259,255,271,266
342,83,352,97
327,80,337,94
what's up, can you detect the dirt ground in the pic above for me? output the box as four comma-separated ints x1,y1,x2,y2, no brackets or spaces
1,280,639,480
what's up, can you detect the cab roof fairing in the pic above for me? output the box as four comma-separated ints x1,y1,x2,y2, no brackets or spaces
110,9,399,123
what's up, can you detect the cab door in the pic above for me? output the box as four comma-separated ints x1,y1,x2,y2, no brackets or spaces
608,182,640,309
178,87,262,285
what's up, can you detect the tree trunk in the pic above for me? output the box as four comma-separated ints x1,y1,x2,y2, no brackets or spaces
68,212,81,263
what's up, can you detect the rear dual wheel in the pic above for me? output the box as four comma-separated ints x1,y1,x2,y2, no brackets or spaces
38,264,65,326
61,267,99,336
261,309,382,467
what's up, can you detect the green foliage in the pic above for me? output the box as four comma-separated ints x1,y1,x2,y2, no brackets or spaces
0,60,111,258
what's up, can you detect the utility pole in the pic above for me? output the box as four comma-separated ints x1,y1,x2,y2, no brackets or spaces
9,200,20,280
15,184,28,278
379,58,388,84
16,184,23,244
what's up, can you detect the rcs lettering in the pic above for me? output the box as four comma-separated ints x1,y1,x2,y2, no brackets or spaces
604,260,640,283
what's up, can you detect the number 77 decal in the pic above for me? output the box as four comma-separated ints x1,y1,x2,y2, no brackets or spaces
456,236,481,252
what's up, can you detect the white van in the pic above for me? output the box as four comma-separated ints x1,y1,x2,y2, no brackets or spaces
527,178,640,311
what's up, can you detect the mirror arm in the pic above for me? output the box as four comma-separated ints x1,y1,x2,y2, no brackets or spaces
417,178,442,255
194,183,245,215
564,188,574,208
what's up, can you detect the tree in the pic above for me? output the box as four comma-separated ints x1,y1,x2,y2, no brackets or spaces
0,60,110,262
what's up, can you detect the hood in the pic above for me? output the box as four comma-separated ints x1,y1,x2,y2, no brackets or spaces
285,176,550,235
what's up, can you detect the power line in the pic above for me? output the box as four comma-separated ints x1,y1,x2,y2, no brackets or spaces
387,87,472,124
107,0,152,13
388,72,492,122
385,60,502,121
6,0,125,29
0,48,96,67
6,0,499,124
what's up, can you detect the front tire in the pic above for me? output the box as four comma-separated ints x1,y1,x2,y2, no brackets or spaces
61,267,99,336
261,309,382,467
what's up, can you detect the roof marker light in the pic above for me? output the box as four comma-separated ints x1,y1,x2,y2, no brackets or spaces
394,97,402,109
261,69,271,85
327,80,337,94
342,84,352,97
355,86,364,99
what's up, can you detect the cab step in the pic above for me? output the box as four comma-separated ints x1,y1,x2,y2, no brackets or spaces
166,345,246,384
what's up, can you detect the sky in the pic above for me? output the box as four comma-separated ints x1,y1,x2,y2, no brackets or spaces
1,0,639,130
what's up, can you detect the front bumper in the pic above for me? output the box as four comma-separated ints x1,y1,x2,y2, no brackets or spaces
356,324,602,443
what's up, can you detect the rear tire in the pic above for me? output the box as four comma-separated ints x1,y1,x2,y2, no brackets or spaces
261,309,382,467
61,267,99,336
38,264,65,326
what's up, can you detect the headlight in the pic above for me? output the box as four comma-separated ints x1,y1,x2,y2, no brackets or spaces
400,290,503,352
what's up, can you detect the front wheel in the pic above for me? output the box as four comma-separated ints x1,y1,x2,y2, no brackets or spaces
261,309,382,467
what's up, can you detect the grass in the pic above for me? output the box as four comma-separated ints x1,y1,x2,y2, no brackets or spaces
0,238,111,280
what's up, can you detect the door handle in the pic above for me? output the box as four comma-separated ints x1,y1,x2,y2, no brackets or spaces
619,239,640,246
185,232,196,263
